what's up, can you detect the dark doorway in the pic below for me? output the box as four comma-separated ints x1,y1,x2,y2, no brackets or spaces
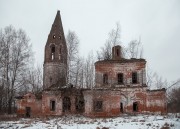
75,96,84,113
63,97,71,112
133,102,138,112
25,107,31,117
120,102,123,113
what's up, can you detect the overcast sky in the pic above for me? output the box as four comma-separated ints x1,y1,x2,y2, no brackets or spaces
0,0,180,82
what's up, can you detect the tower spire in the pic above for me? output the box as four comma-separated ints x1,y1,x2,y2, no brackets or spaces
50,10,64,37
43,11,67,89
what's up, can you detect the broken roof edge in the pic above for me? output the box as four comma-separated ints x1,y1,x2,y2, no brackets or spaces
15,92,42,100
95,58,146,64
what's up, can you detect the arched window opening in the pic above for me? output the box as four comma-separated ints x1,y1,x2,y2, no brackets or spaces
103,74,108,84
53,35,55,39
132,72,138,84
133,102,138,112
50,44,55,60
117,73,123,84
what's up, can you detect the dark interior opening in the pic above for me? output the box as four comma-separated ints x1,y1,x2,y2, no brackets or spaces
103,74,108,84
132,72,138,84
50,100,55,111
63,97,71,112
50,44,55,60
94,100,103,112
120,102,123,113
25,107,31,117
116,49,119,56
75,96,84,113
133,102,138,112
51,45,55,53
118,73,123,84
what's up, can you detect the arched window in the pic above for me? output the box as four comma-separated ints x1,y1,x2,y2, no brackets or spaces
103,74,108,84
50,44,55,60
117,73,123,84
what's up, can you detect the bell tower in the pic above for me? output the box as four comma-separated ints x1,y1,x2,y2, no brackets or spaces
43,10,67,89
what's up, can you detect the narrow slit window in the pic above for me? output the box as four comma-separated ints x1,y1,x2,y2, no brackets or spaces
50,45,55,60
120,102,123,113
50,100,55,111
103,74,108,84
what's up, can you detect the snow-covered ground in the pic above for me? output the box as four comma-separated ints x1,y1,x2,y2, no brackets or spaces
0,114,180,129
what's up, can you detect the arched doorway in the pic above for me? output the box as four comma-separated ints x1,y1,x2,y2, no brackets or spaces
63,97,71,112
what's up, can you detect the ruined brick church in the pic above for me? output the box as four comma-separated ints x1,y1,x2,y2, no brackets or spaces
16,11,167,117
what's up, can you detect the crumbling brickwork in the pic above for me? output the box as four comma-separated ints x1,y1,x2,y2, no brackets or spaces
16,93,42,117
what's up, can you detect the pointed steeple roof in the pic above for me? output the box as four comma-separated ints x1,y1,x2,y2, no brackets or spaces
45,10,67,63
50,10,65,36
53,10,61,25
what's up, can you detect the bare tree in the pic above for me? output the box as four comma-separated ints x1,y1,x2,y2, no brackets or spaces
146,67,169,89
83,51,95,88
66,30,80,86
0,26,33,114
20,65,43,95
124,38,143,59
97,23,121,60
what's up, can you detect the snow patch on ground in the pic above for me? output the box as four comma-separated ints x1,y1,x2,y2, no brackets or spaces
0,114,180,129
